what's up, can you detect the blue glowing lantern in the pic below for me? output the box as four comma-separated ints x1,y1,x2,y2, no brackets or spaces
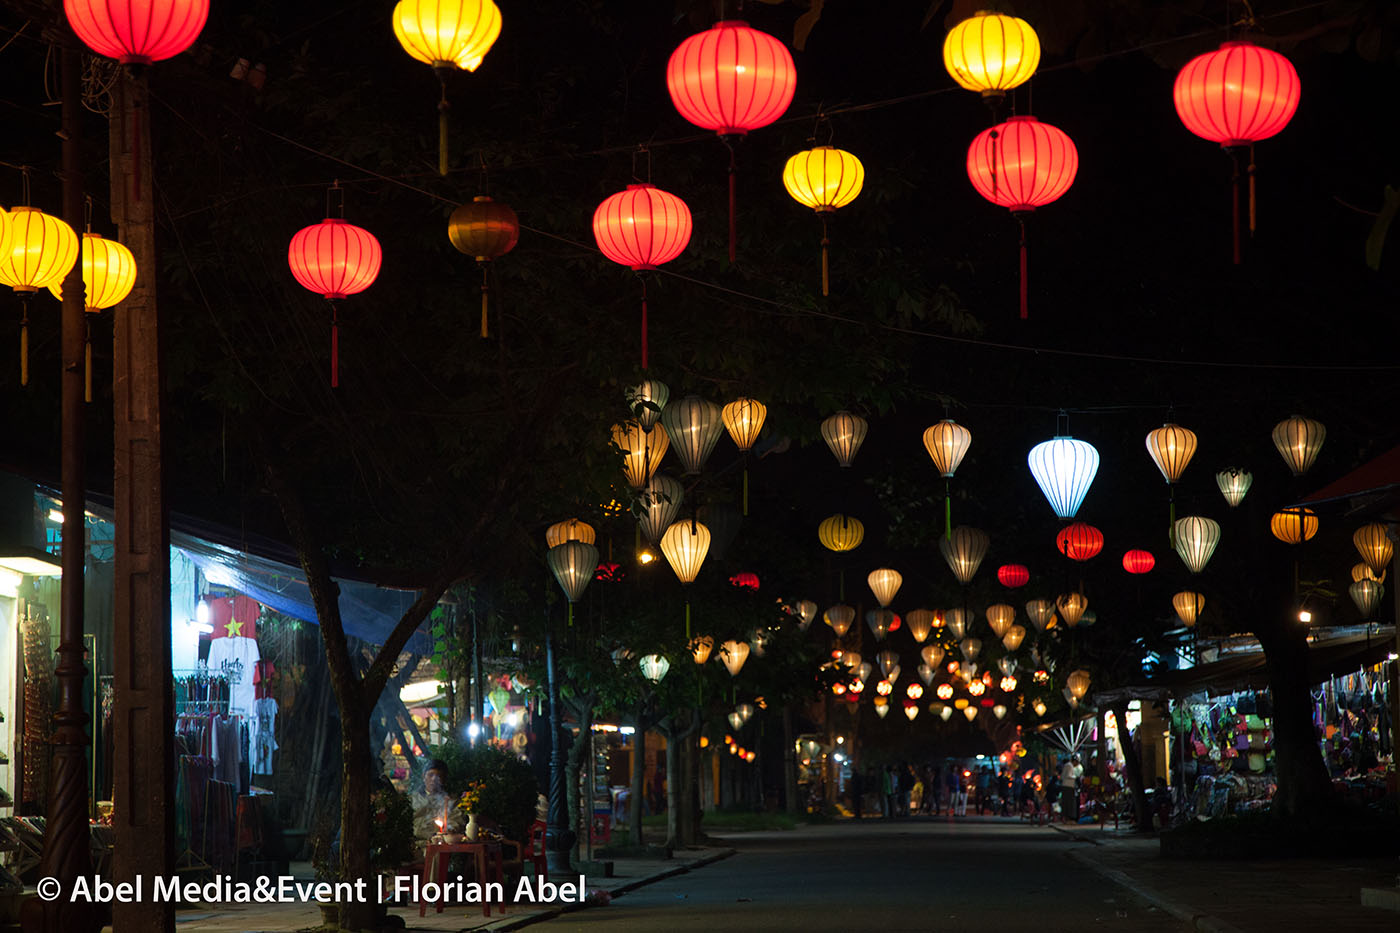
1027,436,1100,519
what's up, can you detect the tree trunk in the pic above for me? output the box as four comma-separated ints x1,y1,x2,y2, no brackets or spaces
782,705,799,814
679,713,700,845
1110,700,1152,832
629,700,646,846
1256,619,1333,817
664,722,681,849
334,684,375,931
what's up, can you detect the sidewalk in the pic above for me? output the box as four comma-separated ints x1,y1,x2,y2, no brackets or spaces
93,846,735,932
1046,822,1400,933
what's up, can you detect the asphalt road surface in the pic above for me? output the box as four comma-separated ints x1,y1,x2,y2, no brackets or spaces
535,816,1188,932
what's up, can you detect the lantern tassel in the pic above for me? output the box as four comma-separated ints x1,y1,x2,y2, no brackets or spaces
742,466,749,516
329,301,340,388
480,265,490,338
640,276,649,370
568,602,573,628
437,72,451,177
945,479,952,539
20,311,29,388
685,601,691,641
1247,144,1257,236
1230,149,1242,265
85,317,92,404
1018,215,1029,320
726,141,738,264
820,216,830,297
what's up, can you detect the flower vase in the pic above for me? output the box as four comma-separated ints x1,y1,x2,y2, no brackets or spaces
464,813,479,842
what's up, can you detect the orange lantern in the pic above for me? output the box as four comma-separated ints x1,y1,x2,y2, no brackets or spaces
448,195,519,338
288,200,383,388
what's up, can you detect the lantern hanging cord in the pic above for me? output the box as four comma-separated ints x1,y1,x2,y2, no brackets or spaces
326,179,344,219
820,215,830,298
722,136,738,264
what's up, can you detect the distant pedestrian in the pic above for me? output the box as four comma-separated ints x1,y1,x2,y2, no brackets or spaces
998,769,1012,816
898,762,915,818
955,770,970,816
944,766,959,820
1060,755,1084,822
1046,771,1062,822
882,765,896,819
975,765,992,815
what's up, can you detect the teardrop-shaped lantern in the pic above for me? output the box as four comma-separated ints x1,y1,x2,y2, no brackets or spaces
1216,469,1253,508
288,214,382,387
1027,436,1100,519
1122,550,1155,574
661,396,724,476
985,604,1016,640
818,514,864,552
997,564,1029,588
962,706,978,721
1348,580,1383,619
1025,599,1054,631
448,195,519,337
721,398,767,451
1353,523,1393,576
639,654,670,683
690,635,714,664
782,146,864,295
1066,669,1091,700
1271,415,1325,477
1056,593,1088,628
719,640,750,677
1270,508,1318,545
66,0,209,64
1055,523,1104,561
944,607,970,640
960,637,982,663
1145,423,1198,483
821,411,867,468
628,379,670,432
875,700,890,718
866,610,895,641
943,11,1040,99
794,599,818,632
921,644,946,669
940,526,990,585
545,518,595,549
1172,591,1205,627
824,604,855,637
877,650,899,679
1173,516,1221,573
637,474,685,543
1032,699,1048,717
547,541,599,603
660,520,711,584
915,665,933,687
1002,624,1026,652
867,568,903,608
905,609,936,644
967,116,1078,319
612,421,670,489
924,420,972,477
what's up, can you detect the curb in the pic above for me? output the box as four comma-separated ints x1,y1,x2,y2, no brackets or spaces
1043,821,1103,847
483,849,737,931
1064,848,1247,933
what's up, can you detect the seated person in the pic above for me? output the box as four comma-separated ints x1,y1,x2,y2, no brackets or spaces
411,759,455,842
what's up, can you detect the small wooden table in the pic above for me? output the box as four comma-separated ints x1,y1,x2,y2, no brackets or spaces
418,840,506,917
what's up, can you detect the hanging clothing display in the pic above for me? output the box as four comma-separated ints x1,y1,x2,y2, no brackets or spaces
205,595,262,716
252,696,278,777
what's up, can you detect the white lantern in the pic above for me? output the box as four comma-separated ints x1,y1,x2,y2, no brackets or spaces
794,599,818,632
945,608,970,640
825,604,856,636
866,609,895,641
639,654,670,683
921,644,946,669
867,568,903,607
660,396,724,475
821,411,868,467
637,474,685,543
1027,435,1100,518
1215,469,1253,508
1173,516,1221,574
960,637,982,662
963,706,978,721
940,527,990,585
940,705,954,721
992,704,1007,720
1025,599,1054,631
905,609,936,643
719,640,750,676
918,663,935,686
627,379,670,432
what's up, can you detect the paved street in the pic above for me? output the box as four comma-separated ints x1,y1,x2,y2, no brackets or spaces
534,818,1187,932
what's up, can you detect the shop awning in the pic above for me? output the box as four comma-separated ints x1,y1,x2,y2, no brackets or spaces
1094,631,1395,705
1296,443,1400,510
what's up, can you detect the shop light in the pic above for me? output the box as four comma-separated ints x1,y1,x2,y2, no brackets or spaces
0,545,63,576
466,721,482,739
400,679,444,704
48,509,64,524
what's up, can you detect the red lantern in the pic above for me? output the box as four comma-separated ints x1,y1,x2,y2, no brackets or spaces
888,613,901,633
967,116,1077,319
592,184,692,370
666,20,795,262
1055,523,1103,561
1173,41,1300,263
997,564,1030,588
728,571,760,590
595,561,625,583
1122,550,1155,574
288,216,382,387
65,0,208,64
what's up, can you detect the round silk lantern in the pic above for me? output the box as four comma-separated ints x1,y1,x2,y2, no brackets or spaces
448,195,519,338
593,184,692,369
1270,508,1318,545
1055,523,1103,562
818,514,864,553
1122,550,1155,575
967,116,1078,319
782,146,864,295
46,231,137,401
65,0,208,64
0,205,79,386
997,564,1029,589
288,211,382,388
943,11,1040,100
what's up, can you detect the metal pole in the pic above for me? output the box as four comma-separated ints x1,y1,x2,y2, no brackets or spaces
544,624,570,874
23,38,97,933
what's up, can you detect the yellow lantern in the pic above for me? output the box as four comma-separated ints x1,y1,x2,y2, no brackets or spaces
824,604,855,636
963,706,979,721
690,635,714,665
1353,523,1393,576
1270,508,1318,545
818,514,864,552
925,418,973,536
1,206,80,386
545,518,595,549
1172,591,1205,627
1002,624,1026,652
985,603,1016,640
721,398,767,451
942,11,1041,99
905,703,920,721
867,568,903,608
719,640,750,677
1025,599,1054,631
1271,415,1326,476
612,421,669,489
992,704,1007,720
922,645,946,669
940,526,990,585
953,697,969,710
781,146,864,296
820,411,867,468
1032,699,1047,717
1066,669,1091,700
1056,592,1088,627
1352,562,1385,584
0,209,12,264
660,520,710,585
1144,423,1198,484
46,231,137,402
905,609,936,643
